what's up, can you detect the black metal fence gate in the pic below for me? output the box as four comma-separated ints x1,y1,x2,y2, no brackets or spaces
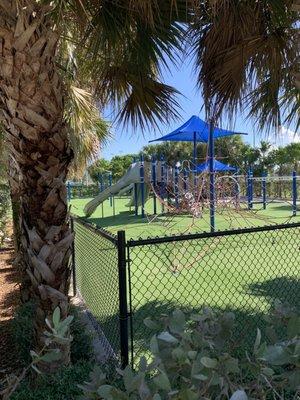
71,217,300,368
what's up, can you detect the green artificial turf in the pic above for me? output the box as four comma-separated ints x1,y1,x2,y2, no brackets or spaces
71,196,300,363
70,196,300,239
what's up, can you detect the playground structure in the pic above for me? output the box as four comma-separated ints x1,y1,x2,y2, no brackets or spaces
82,115,299,231
81,155,299,230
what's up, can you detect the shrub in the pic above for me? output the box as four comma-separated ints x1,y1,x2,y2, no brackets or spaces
80,303,300,400
12,302,94,366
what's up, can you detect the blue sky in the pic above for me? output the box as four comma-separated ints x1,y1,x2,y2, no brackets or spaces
101,58,299,160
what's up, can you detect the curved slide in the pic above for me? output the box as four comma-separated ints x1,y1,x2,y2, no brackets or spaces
84,163,149,217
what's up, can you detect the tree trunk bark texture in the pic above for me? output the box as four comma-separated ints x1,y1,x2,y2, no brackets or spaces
0,1,73,370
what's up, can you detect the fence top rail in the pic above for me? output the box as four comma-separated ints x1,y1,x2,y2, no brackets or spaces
126,221,300,247
71,215,118,245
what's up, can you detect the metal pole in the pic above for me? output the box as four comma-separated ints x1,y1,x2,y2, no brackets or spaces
262,171,267,210
183,168,188,192
175,163,179,209
151,155,157,214
160,155,165,213
133,157,138,216
292,171,297,216
70,217,77,296
193,131,197,195
247,168,253,210
117,230,129,368
140,154,145,218
109,173,113,207
67,182,71,202
208,121,215,232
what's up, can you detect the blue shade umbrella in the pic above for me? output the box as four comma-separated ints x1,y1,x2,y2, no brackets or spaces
149,115,247,231
196,160,237,173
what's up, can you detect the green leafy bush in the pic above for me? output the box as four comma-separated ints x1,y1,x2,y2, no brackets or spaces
12,303,93,366
80,304,300,399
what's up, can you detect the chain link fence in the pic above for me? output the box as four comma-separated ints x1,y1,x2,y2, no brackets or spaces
72,218,122,361
72,218,300,367
127,223,300,364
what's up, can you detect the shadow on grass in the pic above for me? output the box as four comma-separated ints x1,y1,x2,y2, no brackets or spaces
92,276,299,364
88,211,147,229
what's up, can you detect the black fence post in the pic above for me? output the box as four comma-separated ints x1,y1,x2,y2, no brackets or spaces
117,230,129,368
70,217,77,296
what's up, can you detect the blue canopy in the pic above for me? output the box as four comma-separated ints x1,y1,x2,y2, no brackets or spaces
197,160,237,173
149,115,246,232
149,115,247,143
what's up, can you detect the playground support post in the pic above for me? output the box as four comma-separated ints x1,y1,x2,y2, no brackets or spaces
109,173,113,207
133,157,138,216
208,121,215,232
247,168,253,210
67,182,71,202
262,172,267,210
160,156,165,214
193,131,197,195
292,171,297,216
140,154,145,218
174,163,179,209
183,168,188,192
151,155,157,214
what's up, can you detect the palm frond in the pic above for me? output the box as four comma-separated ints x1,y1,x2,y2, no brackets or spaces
79,0,187,130
189,0,299,131
65,85,111,177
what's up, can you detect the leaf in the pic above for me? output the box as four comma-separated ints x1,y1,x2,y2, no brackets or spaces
287,316,300,339
193,374,208,381
261,367,274,377
254,328,261,354
150,335,159,354
188,351,197,360
157,331,178,344
153,371,171,391
57,315,74,336
144,317,160,330
40,350,62,363
179,388,198,400
230,390,248,400
52,307,60,329
261,345,291,366
170,309,186,333
122,366,135,392
97,385,113,398
287,369,300,390
200,356,218,369
139,356,147,372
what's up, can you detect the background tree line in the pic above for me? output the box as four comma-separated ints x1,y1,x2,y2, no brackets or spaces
88,138,300,183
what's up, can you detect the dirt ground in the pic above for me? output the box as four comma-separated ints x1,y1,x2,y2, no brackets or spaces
0,234,20,377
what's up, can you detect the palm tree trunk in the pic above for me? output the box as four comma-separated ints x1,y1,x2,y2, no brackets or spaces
0,1,73,371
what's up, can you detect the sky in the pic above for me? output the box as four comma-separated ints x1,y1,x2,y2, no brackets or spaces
101,58,299,160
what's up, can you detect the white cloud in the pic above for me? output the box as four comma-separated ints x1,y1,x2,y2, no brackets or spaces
270,126,300,148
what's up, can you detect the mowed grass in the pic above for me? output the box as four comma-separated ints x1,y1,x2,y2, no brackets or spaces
71,196,300,361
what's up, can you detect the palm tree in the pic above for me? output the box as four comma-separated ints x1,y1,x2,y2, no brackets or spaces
189,0,299,132
0,0,187,370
